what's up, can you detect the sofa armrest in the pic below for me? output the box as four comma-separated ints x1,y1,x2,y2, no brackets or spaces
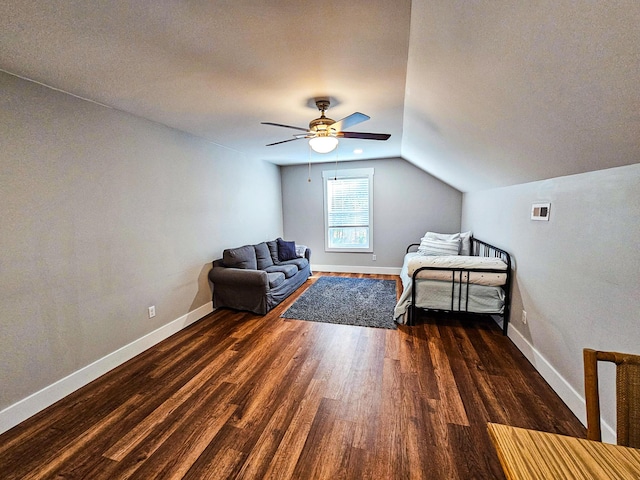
209,266,268,288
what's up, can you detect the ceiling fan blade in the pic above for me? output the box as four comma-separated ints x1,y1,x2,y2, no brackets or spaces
266,137,305,146
261,122,309,132
329,112,370,133
339,131,391,141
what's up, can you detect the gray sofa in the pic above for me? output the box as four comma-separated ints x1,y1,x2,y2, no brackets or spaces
209,238,312,314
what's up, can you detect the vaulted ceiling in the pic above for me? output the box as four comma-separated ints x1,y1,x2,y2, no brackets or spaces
1,1,638,192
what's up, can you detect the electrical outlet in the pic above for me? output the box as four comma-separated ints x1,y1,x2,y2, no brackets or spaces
522,310,527,325
148,306,156,318
372,254,377,261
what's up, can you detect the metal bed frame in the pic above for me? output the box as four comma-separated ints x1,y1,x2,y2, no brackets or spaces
406,237,512,335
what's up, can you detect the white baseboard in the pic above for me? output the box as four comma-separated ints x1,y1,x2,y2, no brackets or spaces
312,264,402,275
0,302,214,435
508,325,616,444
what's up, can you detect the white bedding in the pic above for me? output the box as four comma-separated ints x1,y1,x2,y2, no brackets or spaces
395,253,506,324
407,254,507,287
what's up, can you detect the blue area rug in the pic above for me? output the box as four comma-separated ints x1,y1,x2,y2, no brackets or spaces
281,276,398,329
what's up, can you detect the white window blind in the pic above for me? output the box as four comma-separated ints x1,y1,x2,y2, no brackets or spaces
323,168,374,252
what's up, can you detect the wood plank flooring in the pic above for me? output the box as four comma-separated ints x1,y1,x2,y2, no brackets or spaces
0,272,585,479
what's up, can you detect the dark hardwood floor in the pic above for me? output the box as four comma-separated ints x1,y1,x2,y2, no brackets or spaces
0,272,585,479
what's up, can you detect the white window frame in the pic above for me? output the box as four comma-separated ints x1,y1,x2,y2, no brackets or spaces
322,168,374,253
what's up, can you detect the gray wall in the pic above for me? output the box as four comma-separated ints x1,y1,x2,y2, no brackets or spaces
281,157,462,270
0,72,283,412
462,163,640,436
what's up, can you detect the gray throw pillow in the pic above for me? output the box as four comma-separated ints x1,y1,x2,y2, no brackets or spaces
254,242,274,270
222,245,257,269
267,239,280,264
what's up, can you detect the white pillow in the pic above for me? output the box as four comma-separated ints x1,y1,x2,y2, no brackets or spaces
459,231,472,256
424,231,461,243
418,238,461,256
423,231,473,255
423,232,461,254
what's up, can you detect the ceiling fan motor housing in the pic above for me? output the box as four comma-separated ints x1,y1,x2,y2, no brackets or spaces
309,100,335,135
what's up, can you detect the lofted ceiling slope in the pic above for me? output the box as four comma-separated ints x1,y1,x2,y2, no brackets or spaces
402,1,640,191
1,1,638,192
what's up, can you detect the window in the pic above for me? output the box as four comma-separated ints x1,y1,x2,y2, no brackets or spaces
322,168,374,252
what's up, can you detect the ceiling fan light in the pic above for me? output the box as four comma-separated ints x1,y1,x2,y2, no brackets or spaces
309,136,339,154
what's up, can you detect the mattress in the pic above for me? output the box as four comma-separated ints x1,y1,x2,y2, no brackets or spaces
394,253,506,324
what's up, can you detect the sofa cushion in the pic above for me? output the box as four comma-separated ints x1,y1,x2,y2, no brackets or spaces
254,242,274,270
278,257,309,270
265,264,298,279
267,240,279,265
222,245,257,269
277,238,298,261
267,272,285,288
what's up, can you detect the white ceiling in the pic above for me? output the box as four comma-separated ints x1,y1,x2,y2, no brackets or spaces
1,1,638,192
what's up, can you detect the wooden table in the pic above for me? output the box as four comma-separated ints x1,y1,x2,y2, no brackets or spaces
488,422,640,480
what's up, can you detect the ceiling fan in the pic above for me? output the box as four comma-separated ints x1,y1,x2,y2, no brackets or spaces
262,99,391,153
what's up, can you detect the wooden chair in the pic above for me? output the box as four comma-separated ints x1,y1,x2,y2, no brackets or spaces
583,348,640,448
